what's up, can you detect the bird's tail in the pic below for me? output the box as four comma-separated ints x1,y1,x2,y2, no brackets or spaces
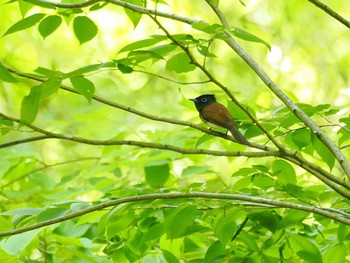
228,125,250,146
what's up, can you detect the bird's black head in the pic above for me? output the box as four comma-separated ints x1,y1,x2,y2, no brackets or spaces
189,94,216,111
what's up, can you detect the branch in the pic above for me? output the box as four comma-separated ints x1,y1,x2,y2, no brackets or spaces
6,65,350,196
0,112,279,159
6,66,270,151
307,0,350,29
148,15,283,150
205,1,350,180
0,191,349,237
26,0,203,25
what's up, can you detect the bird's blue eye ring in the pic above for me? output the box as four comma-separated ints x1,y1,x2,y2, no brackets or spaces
201,98,208,102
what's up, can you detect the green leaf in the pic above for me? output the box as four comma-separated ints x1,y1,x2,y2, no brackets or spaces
3,13,46,36
249,211,280,233
40,78,62,98
37,207,67,222
252,174,275,189
195,134,214,148
118,35,167,53
166,52,196,73
73,16,98,44
238,230,259,251
204,241,226,263
38,15,62,38
0,63,17,82
144,163,170,187
231,27,271,50
0,229,41,256
123,0,144,28
272,159,296,185
323,244,346,263
288,235,322,263
161,249,180,263
117,63,133,73
312,134,335,170
70,77,95,103
0,208,42,216
23,0,56,9
214,214,236,244
65,62,115,78
291,128,312,149
128,50,164,63
20,85,42,124
232,176,252,191
166,205,199,239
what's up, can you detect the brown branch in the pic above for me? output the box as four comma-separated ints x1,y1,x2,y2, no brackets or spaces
0,191,349,237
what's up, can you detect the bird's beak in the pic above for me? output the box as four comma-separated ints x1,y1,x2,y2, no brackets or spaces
189,98,197,102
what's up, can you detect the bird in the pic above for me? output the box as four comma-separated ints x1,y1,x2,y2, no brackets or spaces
189,94,250,145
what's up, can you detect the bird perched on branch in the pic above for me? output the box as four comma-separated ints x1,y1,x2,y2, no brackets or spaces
189,94,250,146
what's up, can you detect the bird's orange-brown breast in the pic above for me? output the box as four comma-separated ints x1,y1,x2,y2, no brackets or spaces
200,102,237,129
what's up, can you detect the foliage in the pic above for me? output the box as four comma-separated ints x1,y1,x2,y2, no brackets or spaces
1,0,350,262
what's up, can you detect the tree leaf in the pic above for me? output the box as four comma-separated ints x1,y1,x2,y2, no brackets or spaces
0,229,41,256
231,27,271,50
204,241,226,263
0,63,17,82
38,15,62,38
272,160,296,185
312,134,335,170
123,0,144,28
37,207,67,222
166,52,196,73
73,16,98,44
144,163,170,187
40,78,62,99
3,13,46,36
292,128,312,149
20,85,42,124
288,235,322,263
167,205,199,239
70,77,95,103
65,62,115,78
118,35,167,53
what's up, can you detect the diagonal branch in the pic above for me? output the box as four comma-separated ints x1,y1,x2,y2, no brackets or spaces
307,0,350,29
205,1,350,180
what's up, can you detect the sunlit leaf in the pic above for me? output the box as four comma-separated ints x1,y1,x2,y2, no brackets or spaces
70,76,95,103
20,85,42,124
166,52,196,73
288,235,322,263
204,241,226,263
3,13,45,36
144,163,170,187
0,63,17,82
119,35,167,53
272,160,296,185
38,15,62,38
73,16,98,44
231,27,271,50
312,134,335,170
291,128,312,149
123,0,144,28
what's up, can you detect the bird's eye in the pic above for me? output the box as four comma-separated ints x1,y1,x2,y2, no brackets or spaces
201,98,208,102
